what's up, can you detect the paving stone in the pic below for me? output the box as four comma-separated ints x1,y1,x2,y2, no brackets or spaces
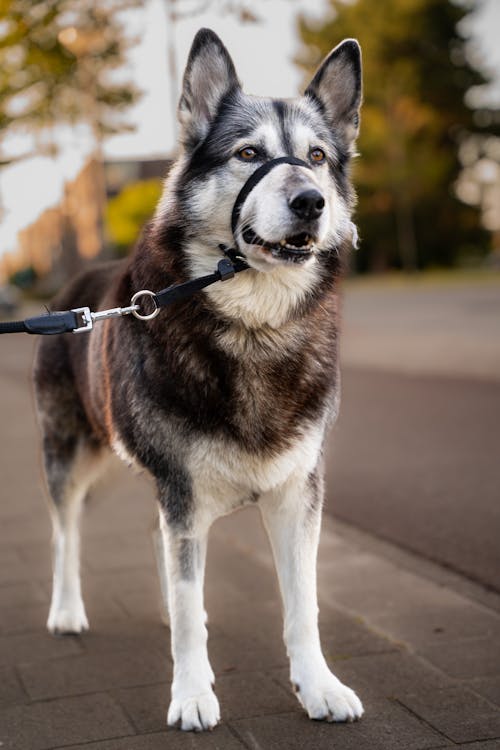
83,567,161,599
373,603,500,650
206,537,280,604
0,602,47,635
217,670,299,720
0,547,36,585
317,550,473,620
320,606,400,659
6,592,127,635
0,512,51,545
210,631,288,674
272,650,453,704
78,619,168,656
118,587,164,620
0,630,83,666
83,534,156,572
0,667,26,707
230,699,447,750
111,683,169,733
335,652,454,698
208,593,282,643
0,692,133,750
113,671,299,734
63,726,246,749
1,593,127,636
399,686,500,743
468,676,500,707
418,637,500,679
17,540,53,574
0,580,48,607
19,646,171,700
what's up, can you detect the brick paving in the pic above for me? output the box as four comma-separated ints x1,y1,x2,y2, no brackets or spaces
1,334,500,749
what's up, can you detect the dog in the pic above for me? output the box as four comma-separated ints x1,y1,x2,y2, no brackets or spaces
34,28,363,731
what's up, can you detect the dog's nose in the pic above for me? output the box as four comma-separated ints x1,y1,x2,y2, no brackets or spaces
289,189,325,220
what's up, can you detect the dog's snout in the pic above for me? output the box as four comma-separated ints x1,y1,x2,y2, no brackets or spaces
289,189,325,221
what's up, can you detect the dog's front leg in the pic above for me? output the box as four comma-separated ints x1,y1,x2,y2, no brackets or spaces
157,508,219,731
260,471,364,723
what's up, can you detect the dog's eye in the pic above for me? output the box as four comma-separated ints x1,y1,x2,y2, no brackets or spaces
310,148,326,163
237,146,258,161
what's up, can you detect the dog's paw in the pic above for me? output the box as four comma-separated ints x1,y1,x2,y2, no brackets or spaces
167,689,220,731
47,601,89,635
294,670,363,723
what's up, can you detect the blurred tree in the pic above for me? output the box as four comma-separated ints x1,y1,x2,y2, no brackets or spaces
163,0,261,140
106,177,162,255
0,0,141,270
0,0,141,162
296,0,497,271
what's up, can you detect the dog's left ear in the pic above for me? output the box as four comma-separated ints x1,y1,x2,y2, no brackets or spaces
179,28,240,147
305,39,362,149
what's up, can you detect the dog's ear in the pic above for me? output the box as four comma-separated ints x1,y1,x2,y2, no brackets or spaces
305,39,362,149
178,28,240,147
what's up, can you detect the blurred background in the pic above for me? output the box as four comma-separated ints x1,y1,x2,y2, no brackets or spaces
0,0,499,590
0,0,499,287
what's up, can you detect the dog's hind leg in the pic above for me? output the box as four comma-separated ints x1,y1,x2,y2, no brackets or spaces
259,469,364,723
156,503,219,732
35,337,108,635
43,433,107,635
152,512,170,625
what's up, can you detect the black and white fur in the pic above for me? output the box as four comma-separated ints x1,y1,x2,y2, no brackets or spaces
34,29,363,731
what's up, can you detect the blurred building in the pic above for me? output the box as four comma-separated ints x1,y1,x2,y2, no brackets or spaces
0,157,170,288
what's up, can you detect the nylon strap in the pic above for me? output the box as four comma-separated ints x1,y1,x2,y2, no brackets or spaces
0,310,79,335
231,156,311,236
153,257,247,308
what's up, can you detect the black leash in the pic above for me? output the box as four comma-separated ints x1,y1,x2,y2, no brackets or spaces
0,311,81,336
0,155,309,336
0,254,248,336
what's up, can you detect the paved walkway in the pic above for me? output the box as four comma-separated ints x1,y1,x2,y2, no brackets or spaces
1,329,500,749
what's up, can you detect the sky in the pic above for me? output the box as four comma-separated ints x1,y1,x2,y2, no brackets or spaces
0,0,499,258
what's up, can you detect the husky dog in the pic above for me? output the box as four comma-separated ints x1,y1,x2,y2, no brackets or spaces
34,29,363,731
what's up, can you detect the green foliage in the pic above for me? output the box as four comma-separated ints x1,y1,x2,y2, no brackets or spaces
106,178,162,254
296,0,494,270
0,0,141,161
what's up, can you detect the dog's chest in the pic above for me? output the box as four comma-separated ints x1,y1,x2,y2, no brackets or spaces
151,328,336,456
187,419,325,503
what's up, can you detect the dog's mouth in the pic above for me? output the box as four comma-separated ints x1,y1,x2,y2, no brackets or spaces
242,228,315,264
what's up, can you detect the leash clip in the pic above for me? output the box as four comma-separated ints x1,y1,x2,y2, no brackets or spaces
72,304,141,333
72,307,93,333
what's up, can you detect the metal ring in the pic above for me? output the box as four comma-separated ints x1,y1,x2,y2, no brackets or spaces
130,290,160,320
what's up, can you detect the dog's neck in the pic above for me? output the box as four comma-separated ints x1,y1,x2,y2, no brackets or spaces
183,239,322,330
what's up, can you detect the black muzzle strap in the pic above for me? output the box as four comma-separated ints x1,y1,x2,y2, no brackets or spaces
230,156,311,236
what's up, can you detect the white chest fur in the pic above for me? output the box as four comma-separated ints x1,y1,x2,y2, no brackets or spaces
187,420,325,517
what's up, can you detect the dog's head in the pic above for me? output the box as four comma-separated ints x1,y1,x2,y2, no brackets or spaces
157,28,361,280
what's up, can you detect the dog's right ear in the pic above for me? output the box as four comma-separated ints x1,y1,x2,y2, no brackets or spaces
178,29,240,148
305,39,362,150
